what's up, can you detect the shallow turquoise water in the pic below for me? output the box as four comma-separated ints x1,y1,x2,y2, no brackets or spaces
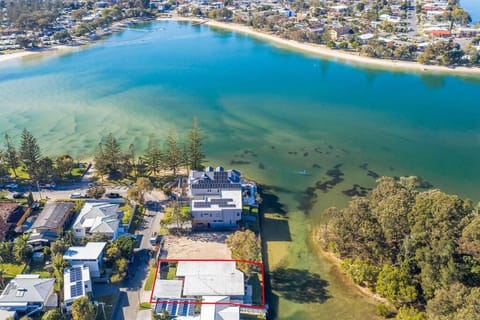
1,21,479,319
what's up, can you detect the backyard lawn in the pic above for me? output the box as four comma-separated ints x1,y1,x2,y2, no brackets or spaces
0,263,25,279
144,266,157,291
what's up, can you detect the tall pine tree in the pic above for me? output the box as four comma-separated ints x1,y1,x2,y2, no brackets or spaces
19,129,41,179
188,118,205,171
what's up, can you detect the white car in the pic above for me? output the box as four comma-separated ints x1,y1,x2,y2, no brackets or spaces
70,192,83,199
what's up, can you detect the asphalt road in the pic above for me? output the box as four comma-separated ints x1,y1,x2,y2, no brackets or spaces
111,193,167,320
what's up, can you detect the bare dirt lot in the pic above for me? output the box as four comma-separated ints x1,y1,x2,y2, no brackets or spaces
163,232,232,259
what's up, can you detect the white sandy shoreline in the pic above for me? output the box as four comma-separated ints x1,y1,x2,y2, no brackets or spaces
0,45,80,64
201,19,480,77
2,17,480,77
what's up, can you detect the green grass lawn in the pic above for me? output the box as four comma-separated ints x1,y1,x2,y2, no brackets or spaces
166,266,177,280
27,261,52,278
0,263,25,279
9,166,30,179
94,294,117,320
139,302,151,310
128,206,143,234
144,266,157,291
71,166,87,179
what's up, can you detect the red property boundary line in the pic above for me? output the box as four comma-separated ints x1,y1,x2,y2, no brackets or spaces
149,258,265,309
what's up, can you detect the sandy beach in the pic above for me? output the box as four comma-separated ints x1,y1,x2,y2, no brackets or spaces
0,45,79,64
203,19,480,76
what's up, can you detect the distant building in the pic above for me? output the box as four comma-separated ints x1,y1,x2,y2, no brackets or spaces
0,275,57,314
72,202,123,240
329,26,353,41
63,242,107,278
64,265,92,312
30,202,74,236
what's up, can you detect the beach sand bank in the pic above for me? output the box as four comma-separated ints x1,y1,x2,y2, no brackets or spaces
202,19,480,76
0,45,79,64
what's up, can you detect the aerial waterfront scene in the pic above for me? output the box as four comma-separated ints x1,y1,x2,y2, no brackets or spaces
1,1,480,320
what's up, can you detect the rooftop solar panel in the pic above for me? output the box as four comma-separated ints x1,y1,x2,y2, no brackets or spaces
70,282,83,298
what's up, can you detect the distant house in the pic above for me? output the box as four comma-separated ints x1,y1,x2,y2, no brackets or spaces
357,33,375,44
189,166,243,229
64,265,92,312
72,202,123,240
30,202,74,236
63,242,107,278
278,7,295,17
0,203,24,241
0,275,57,314
431,29,451,38
329,26,353,41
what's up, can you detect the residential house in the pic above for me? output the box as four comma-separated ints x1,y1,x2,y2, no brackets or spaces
30,202,74,236
63,265,92,312
72,202,123,239
153,261,245,319
329,26,353,41
0,203,24,241
189,166,242,197
63,242,107,278
0,275,57,314
191,191,242,229
189,166,243,229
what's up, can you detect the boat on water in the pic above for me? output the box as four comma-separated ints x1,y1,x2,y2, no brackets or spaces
298,170,310,176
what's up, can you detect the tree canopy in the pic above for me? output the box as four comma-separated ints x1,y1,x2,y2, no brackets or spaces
226,230,261,275
71,296,95,320
320,176,479,318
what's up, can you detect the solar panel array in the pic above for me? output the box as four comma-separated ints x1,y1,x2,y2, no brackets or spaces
70,267,83,283
193,198,237,209
191,170,241,190
70,282,83,298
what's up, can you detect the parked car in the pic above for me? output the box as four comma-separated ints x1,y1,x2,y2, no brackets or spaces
70,192,84,199
13,192,25,199
6,183,18,189
106,192,121,198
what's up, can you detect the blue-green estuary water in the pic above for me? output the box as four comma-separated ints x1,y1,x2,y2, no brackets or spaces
1,21,480,319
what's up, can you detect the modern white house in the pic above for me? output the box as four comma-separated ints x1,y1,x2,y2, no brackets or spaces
190,190,242,229
189,166,244,229
72,202,123,240
63,242,107,278
152,261,245,319
176,261,245,297
189,166,242,197
63,265,92,312
0,275,57,315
